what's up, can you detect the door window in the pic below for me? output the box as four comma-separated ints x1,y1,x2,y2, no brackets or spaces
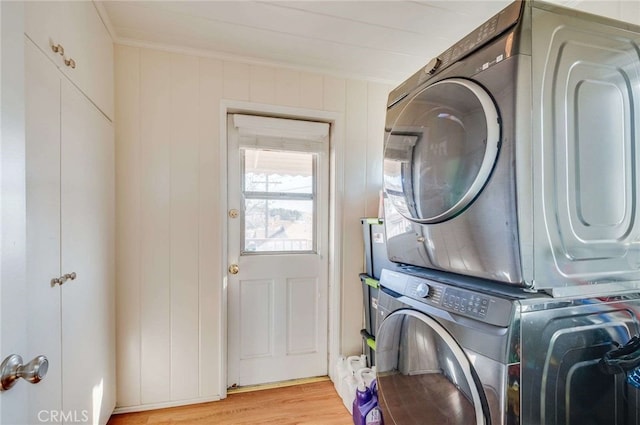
383,78,500,224
241,149,316,254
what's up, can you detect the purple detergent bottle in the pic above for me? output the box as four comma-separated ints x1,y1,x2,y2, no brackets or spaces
352,380,383,425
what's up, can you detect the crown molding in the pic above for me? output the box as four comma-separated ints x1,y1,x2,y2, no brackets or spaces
113,36,399,86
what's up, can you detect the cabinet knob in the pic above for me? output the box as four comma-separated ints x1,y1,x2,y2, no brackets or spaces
0,354,49,391
64,58,76,69
50,272,77,287
51,43,64,56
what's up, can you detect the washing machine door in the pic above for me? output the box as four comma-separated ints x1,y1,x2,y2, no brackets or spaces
376,309,490,425
384,78,500,224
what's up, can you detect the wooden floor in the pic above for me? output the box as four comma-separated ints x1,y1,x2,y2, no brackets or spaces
107,380,352,425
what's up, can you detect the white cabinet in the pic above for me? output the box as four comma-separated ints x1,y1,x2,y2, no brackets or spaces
25,36,115,425
25,1,114,120
60,56,115,425
25,36,63,425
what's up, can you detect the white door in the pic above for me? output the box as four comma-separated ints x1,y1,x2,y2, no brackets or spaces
1,2,29,423
60,75,115,425
25,37,62,424
227,114,329,388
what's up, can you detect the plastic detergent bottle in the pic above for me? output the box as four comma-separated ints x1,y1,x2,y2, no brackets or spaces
352,380,383,425
348,355,367,374
341,355,368,413
369,380,383,424
358,367,376,388
335,356,349,393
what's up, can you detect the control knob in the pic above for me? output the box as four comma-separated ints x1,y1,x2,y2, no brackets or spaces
424,57,441,75
415,282,430,298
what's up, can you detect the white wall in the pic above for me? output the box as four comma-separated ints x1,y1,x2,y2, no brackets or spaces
114,45,390,409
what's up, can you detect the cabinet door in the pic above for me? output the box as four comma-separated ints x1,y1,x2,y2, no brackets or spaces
25,39,63,425
25,1,114,120
60,79,115,425
24,1,64,66
58,1,114,119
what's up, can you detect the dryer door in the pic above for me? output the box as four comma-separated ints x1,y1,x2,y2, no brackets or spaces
384,78,500,224
376,309,490,425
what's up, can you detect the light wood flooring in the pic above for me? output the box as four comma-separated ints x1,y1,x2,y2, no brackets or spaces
107,380,352,425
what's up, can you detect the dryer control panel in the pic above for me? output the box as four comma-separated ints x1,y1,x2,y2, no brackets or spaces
387,0,522,108
429,0,521,75
380,269,514,327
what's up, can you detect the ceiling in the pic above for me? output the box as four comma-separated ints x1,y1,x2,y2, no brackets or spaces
100,1,517,84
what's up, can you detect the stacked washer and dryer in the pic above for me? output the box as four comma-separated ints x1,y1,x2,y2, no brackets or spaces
376,1,640,424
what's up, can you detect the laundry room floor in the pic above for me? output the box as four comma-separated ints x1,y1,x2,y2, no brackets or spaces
107,379,352,425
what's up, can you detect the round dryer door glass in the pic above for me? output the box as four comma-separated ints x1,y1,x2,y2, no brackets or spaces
376,309,490,425
383,78,500,224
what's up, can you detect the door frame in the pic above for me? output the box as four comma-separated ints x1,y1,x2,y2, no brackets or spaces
218,100,344,398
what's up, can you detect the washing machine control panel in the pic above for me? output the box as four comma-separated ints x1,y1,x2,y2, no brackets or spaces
441,287,490,319
380,269,514,327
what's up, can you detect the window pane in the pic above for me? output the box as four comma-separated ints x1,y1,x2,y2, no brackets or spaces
244,149,313,194
244,199,314,253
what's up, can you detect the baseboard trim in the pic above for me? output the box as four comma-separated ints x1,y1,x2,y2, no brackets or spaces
227,375,331,394
112,395,222,414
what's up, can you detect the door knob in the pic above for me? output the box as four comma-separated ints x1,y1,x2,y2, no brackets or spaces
0,354,49,390
229,264,239,275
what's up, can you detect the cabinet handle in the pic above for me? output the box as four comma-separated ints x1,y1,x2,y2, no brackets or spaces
50,272,76,287
51,43,64,56
64,57,76,69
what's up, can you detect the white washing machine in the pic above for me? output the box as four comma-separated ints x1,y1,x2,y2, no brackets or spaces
375,268,640,425
383,0,640,296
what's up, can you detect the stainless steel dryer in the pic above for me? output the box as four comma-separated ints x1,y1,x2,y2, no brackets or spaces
383,0,640,296
375,268,640,425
